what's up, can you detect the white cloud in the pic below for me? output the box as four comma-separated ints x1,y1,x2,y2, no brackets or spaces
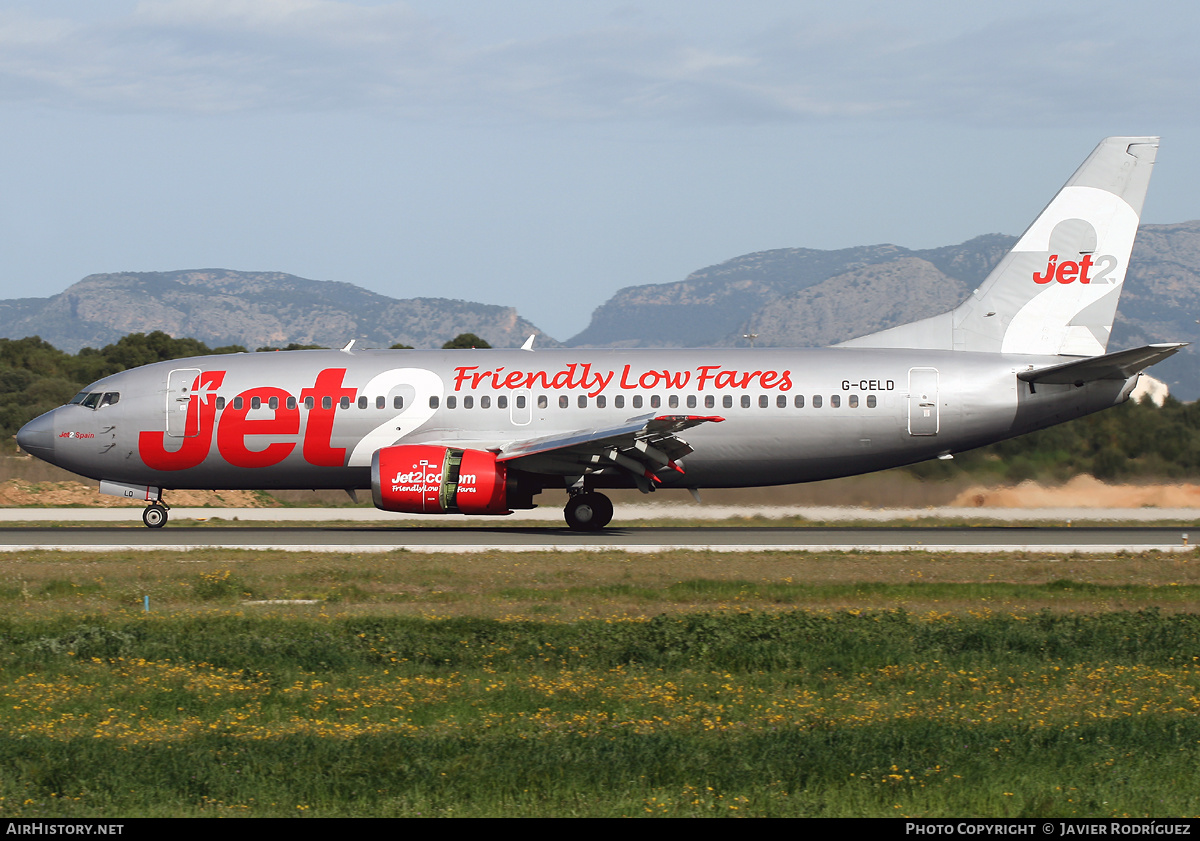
0,1,1196,125
132,0,426,45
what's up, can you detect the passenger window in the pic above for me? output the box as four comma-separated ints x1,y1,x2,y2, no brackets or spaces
339,396,351,409
794,395,805,408
615,396,625,409
559,395,568,408
741,395,751,408
305,397,315,410
500,396,510,409
216,397,226,410
358,396,368,409
650,395,660,409
776,395,786,408
234,397,244,410
393,396,404,409
430,396,440,409
269,397,279,410
687,395,696,409
322,397,332,410
813,395,822,408
537,395,547,409
596,395,606,408
849,395,859,408
830,395,840,408
723,396,733,409
632,395,643,409
669,395,678,409
287,397,297,410
578,395,587,408
464,396,473,409
481,396,490,409
251,397,261,410
705,395,715,409
758,395,768,408
376,396,385,409
867,395,877,408
446,396,457,409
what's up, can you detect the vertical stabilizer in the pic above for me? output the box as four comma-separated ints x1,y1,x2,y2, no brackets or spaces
840,137,1159,356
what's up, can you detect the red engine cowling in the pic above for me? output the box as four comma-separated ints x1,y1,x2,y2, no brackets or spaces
371,445,511,515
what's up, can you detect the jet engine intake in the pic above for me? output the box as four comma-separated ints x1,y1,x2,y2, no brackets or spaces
371,444,511,515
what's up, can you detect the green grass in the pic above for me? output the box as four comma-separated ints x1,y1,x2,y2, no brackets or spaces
2,610,1199,817
2,549,1199,816
4,548,1200,618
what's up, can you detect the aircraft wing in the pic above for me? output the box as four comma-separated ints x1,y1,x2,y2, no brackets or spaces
1017,343,1188,386
497,413,724,491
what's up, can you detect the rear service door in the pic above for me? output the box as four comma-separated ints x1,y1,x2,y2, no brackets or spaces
907,367,939,436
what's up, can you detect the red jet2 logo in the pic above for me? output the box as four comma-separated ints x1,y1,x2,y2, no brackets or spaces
139,369,355,471
1033,254,1118,284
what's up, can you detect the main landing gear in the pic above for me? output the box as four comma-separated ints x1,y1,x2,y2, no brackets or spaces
564,491,613,531
142,501,169,529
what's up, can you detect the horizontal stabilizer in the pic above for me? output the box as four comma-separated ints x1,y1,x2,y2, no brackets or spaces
1017,343,1187,386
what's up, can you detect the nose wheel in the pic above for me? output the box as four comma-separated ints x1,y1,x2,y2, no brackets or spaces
564,492,613,531
142,502,169,529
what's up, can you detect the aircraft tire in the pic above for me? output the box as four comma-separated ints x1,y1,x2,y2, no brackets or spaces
590,493,614,528
142,504,168,529
564,492,613,531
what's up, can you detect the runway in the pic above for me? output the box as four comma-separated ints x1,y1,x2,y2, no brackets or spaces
0,522,1194,553
2,504,1198,523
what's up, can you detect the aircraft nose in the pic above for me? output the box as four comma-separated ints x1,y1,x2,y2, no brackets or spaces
16,412,56,458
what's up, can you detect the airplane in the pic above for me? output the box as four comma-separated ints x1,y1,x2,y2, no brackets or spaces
15,136,1184,530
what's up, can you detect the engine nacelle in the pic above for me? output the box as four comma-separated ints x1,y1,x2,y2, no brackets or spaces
371,445,511,515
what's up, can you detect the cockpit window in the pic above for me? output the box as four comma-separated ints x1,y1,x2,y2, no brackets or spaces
70,391,119,409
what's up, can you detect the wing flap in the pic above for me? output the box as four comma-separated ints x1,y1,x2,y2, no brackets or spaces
498,414,724,489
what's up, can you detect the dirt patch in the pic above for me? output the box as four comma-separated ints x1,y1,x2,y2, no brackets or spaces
952,474,1200,508
0,479,274,508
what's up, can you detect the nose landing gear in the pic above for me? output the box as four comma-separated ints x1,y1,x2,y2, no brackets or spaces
564,491,613,531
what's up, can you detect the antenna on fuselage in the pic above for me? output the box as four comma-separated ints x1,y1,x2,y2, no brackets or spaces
342,340,355,353
521,335,536,351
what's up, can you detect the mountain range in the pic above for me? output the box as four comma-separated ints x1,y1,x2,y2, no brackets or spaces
3,221,1199,397
0,270,552,353
568,221,1200,399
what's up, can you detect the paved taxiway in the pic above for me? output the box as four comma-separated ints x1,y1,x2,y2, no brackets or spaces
0,521,1195,554
2,505,1199,523
0,507,1194,552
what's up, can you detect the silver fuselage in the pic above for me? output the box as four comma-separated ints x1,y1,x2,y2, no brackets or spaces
17,346,1135,493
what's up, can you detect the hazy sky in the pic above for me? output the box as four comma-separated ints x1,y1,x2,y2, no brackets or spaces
4,0,1199,341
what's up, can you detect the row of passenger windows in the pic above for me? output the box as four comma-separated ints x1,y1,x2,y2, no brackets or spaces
216,395,404,411
439,394,879,410
213,393,879,411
